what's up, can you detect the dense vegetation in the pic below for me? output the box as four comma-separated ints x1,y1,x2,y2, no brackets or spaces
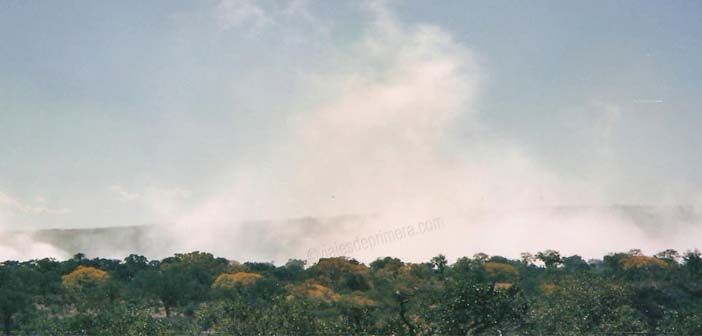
1,249,702,335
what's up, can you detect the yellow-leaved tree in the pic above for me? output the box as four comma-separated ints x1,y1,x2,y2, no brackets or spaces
620,255,669,270
62,265,110,289
212,272,262,289
483,261,519,285
62,265,112,310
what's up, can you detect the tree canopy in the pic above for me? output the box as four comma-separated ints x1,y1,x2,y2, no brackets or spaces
1,248,702,335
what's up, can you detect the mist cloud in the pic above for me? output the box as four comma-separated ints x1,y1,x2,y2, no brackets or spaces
144,1,700,263
2,1,700,262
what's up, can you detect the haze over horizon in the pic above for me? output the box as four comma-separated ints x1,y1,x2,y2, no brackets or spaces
2,1,702,262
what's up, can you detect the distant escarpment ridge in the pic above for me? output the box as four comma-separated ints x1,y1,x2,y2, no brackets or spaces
0,206,700,260
0,215,367,260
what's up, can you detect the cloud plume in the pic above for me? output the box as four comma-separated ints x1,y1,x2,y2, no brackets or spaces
2,1,700,262
145,1,702,264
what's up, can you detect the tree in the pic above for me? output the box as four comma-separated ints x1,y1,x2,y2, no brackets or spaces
520,252,535,265
195,295,320,335
483,261,519,283
117,254,150,282
657,307,702,334
6,248,702,334
683,250,702,277
656,249,681,264
562,255,590,273
140,251,228,316
435,275,526,334
430,254,448,276
62,265,110,288
394,290,416,336
527,276,643,334
472,253,489,264
212,272,263,289
0,266,32,335
62,265,114,310
140,267,183,317
273,259,306,281
306,257,370,292
536,250,562,269
370,257,404,274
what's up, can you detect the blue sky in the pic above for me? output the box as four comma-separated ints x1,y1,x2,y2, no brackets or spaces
1,0,702,232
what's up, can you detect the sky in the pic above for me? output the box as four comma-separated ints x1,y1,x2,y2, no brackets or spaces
1,1,702,261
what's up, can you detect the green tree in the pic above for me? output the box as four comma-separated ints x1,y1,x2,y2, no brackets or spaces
430,254,448,276
0,265,32,335
434,276,526,334
536,249,562,269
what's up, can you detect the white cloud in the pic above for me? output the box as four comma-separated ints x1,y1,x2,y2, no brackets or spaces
0,233,69,261
215,0,272,31
214,0,322,35
109,185,141,201
20,0,684,263
110,185,191,201
0,191,70,216
155,1,598,261
109,185,191,222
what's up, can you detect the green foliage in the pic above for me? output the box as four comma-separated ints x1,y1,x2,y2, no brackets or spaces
527,275,645,334
2,248,702,334
196,295,320,334
0,266,32,335
430,254,448,276
306,257,370,292
536,249,562,268
433,277,526,334
21,304,173,336
657,306,702,334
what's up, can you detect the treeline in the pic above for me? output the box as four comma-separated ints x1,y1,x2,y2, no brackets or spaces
1,249,702,335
